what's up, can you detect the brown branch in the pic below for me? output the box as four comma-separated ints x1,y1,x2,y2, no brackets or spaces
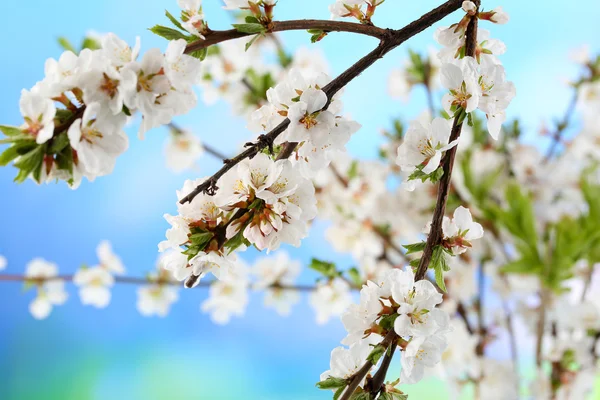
368,344,398,397
179,0,465,205
414,2,479,282
0,273,320,292
184,20,389,53
340,329,399,400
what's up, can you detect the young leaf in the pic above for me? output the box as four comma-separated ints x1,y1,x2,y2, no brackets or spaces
309,258,338,278
0,125,24,137
315,376,347,390
49,132,70,154
402,242,426,255
81,37,101,51
57,37,76,53
366,344,386,365
149,25,189,41
347,267,363,288
13,145,45,183
431,246,448,292
245,33,263,51
165,10,185,31
189,48,208,61
0,141,37,166
232,23,266,34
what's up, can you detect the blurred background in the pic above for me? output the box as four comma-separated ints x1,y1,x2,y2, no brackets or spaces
0,0,599,399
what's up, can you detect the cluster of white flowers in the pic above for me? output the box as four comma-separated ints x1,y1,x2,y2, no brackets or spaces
249,69,361,178
321,268,450,389
11,32,202,187
159,166,317,286
436,2,515,138
73,241,125,308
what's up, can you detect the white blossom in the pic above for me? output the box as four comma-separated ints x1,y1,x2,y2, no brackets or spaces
19,89,56,144
396,117,458,174
73,266,114,308
310,278,353,324
25,258,68,320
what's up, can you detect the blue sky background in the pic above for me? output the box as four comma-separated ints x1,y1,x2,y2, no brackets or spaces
0,1,599,399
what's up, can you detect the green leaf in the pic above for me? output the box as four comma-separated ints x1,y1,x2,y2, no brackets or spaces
232,23,266,34
309,258,338,278
402,242,426,255
347,267,363,288
379,394,394,400
49,132,70,154
189,232,214,249
57,37,76,53
315,376,347,390
333,386,346,400
55,145,74,175
149,25,189,41
81,37,101,51
350,391,372,400
379,313,399,331
308,29,327,43
224,228,249,254
392,393,409,400
244,34,263,51
245,16,260,24
367,344,386,365
431,246,449,292
0,141,37,166
0,125,24,137
189,48,208,61
165,10,185,31
347,160,359,180
13,144,45,183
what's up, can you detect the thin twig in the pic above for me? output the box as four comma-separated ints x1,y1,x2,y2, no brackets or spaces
543,90,579,162
184,20,389,53
0,273,321,292
167,122,229,161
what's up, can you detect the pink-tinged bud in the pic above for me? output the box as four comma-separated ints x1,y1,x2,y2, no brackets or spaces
461,1,477,15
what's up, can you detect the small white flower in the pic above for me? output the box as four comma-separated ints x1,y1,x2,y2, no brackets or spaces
200,261,249,324
73,266,114,308
164,129,204,173
309,278,353,324
25,258,68,320
164,39,202,91
101,33,141,67
137,260,179,318
179,0,206,38
320,338,377,388
0,255,6,271
67,103,129,179
19,89,56,144
341,281,382,345
396,117,458,174
400,334,448,384
96,240,126,274
441,57,481,114
440,206,484,255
